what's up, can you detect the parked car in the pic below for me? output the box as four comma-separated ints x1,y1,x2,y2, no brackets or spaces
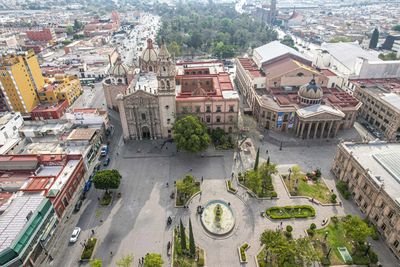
74,200,82,212
103,158,110,166
100,145,109,157
69,227,81,243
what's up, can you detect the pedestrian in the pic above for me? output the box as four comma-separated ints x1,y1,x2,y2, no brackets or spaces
201,176,204,182
97,197,100,201
266,150,269,154
91,229,95,235
110,251,113,256
189,168,192,172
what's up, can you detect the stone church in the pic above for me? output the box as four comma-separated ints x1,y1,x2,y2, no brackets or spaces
115,39,176,140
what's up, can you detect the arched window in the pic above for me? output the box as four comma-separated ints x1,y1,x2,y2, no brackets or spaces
166,80,170,87
216,116,221,123
149,66,153,72
117,78,122,84
228,127,233,133
163,66,166,72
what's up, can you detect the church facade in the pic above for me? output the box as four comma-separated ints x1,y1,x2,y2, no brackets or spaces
117,40,176,140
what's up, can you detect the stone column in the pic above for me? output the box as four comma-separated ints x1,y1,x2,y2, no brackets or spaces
320,121,327,139
313,122,320,139
296,121,301,136
334,122,341,137
306,122,312,139
299,122,305,139
327,121,334,138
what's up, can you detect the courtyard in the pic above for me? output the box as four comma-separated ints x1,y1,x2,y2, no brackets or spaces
50,133,399,267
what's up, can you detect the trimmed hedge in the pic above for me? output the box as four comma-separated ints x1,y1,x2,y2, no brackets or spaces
239,243,249,262
266,205,316,219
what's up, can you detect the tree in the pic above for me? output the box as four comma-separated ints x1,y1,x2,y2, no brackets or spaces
144,253,163,267
254,148,260,171
188,218,196,257
245,170,261,194
179,219,186,251
266,156,270,166
173,115,210,153
369,28,379,49
168,41,181,57
291,165,301,179
92,169,121,193
73,19,83,31
66,25,74,35
116,254,133,267
343,215,373,244
392,24,400,32
90,259,102,267
280,35,296,49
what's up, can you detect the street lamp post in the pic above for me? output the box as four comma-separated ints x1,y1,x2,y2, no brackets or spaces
365,242,371,256
279,141,282,150
324,231,328,240
326,247,332,258
288,168,292,181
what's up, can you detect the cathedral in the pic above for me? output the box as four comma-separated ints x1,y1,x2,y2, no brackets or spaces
104,38,239,141
116,39,176,140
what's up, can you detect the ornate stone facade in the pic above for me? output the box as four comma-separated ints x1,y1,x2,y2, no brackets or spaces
117,40,175,140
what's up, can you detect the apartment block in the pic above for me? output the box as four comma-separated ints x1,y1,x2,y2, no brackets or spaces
0,50,43,114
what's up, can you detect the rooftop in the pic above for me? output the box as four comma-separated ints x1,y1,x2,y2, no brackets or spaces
31,100,68,113
253,41,310,67
0,193,44,251
0,113,20,126
343,142,400,205
48,160,80,197
320,42,381,71
66,128,97,141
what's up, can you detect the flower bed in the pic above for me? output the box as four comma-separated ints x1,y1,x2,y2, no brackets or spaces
238,242,249,263
81,238,97,260
265,205,315,219
100,191,113,206
226,180,237,193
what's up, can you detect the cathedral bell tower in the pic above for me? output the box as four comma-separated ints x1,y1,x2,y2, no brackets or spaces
156,42,176,138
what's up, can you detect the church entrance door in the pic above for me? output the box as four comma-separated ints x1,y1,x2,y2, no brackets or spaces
142,126,151,139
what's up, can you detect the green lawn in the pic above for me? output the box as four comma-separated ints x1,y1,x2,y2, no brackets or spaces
282,173,333,204
312,218,377,265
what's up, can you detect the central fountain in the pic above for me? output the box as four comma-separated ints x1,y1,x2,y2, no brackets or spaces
200,200,235,236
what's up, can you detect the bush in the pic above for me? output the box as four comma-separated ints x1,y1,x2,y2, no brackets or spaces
330,193,337,203
286,225,293,233
310,223,317,230
270,191,278,198
331,216,339,224
306,228,315,236
336,180,351,199
369,250,379,264
81,238,97,260
197,249,205,266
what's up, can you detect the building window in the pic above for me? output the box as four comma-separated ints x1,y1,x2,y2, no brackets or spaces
167,119,171,124
195,106,201,113
381,223,386,231
168,129,171,133
206,105,211,113
380,203,386,209
357,195,362,202
229,105,234,112
373,215,379,222
206,116,211,123
228,127,233,133
229,116,234,122
363,184,368,191
216,106,222,112
388,210,394,219
216,116,221,123
363,203,368,210
394,240,399,248
141,113,146,120
165,105,169,109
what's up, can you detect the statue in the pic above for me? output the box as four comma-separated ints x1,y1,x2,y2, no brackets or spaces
214,204,223,223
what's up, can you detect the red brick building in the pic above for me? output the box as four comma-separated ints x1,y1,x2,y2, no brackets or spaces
26,28,55,42
0,154,85,218
30,100,69,120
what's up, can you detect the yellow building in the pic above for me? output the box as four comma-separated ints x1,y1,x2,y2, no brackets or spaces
38,75,82,105
0,50,43,113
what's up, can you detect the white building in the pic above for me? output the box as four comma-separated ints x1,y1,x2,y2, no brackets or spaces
65,108,109,128
313,42,400,93
0,113,24,154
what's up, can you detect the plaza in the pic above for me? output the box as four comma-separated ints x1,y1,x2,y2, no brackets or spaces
46,120,399,266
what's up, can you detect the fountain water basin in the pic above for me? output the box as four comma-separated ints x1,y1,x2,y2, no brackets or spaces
200,200,235,236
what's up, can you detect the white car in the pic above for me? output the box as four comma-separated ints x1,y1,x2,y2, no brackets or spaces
69,227,81,243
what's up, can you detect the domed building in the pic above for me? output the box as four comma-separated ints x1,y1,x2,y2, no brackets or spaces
139,39,158,73
298,79,323,105
102,55,134,110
